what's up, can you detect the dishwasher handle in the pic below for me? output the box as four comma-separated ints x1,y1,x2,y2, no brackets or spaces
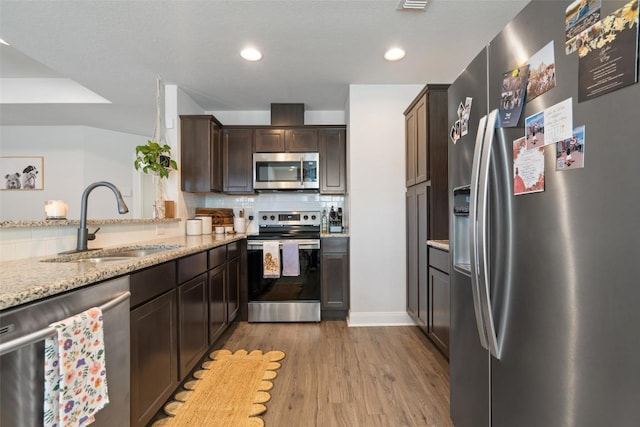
0,291,131,357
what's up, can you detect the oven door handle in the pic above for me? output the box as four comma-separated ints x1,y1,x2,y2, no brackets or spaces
247,240,320,250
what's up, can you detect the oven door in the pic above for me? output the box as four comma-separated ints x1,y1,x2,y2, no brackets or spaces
253,152,319,191
247,239,320,322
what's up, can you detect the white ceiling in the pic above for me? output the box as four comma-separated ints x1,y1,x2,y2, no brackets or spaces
0,0,529,136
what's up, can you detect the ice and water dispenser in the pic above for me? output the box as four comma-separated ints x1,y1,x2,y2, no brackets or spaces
453,186,471,275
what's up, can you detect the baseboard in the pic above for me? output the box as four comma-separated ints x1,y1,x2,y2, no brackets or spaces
347,311,416,327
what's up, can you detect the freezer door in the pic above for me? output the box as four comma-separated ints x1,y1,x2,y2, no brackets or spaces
487,1,640,426
448,47,491,427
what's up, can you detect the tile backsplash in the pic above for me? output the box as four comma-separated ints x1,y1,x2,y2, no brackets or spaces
202,192,348,225
0,221,183,262
1,192,348,262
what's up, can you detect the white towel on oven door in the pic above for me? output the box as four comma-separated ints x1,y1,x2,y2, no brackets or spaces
282,241,300,276
263,241,281,278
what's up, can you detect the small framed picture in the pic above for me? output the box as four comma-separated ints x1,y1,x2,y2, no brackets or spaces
1,156,44,190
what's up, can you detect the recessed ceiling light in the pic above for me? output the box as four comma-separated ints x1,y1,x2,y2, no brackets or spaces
397,0,429,10
384,48,406,62
240,48,262,62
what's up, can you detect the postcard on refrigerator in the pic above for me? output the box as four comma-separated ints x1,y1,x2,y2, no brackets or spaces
526,41,557,102
556,125,586,170
525,98,573,148
499,65,530,128
577,0,639,102
513,136,545,196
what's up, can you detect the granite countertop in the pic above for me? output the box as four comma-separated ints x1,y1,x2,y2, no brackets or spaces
0,233,245,311
0,218,180,228
427,240,450,251
321,231,349,238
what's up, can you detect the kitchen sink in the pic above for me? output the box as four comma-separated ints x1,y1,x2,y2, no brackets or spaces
42,245,183,263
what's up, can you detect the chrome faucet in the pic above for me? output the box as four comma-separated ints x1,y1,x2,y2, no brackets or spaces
73,181,129,252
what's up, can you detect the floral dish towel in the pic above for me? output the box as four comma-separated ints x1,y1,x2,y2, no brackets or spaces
44,307,109,426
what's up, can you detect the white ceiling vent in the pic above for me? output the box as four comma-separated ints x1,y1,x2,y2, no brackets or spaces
397,0,429,11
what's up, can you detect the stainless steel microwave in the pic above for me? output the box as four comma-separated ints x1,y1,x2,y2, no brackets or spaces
253,152,319,191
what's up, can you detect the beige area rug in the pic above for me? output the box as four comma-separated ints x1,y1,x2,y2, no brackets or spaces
152,349,285,427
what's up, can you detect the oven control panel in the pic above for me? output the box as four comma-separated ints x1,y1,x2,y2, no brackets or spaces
258,211,321,227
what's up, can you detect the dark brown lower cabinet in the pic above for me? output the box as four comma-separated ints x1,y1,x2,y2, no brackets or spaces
208,264,227,345
227,255,240,322
130,241,247,426
406,184,429,331
428,246,450,358
130,289,178,427
177,273,209,379
321,237,349,319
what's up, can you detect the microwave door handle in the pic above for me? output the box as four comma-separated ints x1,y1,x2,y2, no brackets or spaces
300,157,304,187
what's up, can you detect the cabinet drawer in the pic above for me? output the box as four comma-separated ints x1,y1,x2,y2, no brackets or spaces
130,262,176,308
227,241,239,260
322,237,348,253
177,252,207,284
428,247,450,274
209,246,227,269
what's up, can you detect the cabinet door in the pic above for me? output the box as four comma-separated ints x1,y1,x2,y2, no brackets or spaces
415,94,428,184
227,256,240,322
406,184,428,331
211,121,223,191
208,264,227,345
406,187,418,319
177,273,209,380
223,128,254,193
319,127,346,194
405,105,417,187
286,128,318,151
255,128,285,152
130,290,178,427
416,184,429,329
180,115,222,192
429,267,450,358
321,253,349,311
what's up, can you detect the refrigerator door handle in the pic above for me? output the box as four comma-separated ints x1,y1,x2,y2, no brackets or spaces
477,109,502,360
469,114,489,350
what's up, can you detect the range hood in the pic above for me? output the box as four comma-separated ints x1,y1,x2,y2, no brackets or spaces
270,103,305,126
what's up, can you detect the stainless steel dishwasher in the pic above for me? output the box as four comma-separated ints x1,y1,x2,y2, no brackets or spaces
0,276,131,427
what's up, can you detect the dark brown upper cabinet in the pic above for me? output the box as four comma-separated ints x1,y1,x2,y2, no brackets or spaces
255,127,319,152
223,128,255,194
180,115,223,193
319,127,346,195
404,84,448,188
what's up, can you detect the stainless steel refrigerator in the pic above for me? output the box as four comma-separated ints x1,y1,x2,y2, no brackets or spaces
448,1,640,426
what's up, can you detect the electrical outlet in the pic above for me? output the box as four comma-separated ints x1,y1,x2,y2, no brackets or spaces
156,225,165,235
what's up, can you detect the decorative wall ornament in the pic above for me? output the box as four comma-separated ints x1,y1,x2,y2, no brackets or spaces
1,156,44,190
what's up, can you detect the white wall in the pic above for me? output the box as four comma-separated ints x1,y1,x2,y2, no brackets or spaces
0,126,145,221
347,84,423,326
210,110,345,126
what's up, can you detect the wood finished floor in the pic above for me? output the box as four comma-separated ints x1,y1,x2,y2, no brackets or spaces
214,321,454,427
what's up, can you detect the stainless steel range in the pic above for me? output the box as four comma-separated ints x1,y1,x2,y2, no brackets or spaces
247,210,321,322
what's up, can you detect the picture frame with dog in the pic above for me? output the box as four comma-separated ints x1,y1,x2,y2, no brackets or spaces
1,156,44,190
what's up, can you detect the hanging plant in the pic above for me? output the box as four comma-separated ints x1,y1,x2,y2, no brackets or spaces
134,76,178,179
134,140,178,178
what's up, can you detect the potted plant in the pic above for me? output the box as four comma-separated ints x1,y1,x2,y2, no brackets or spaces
133,140,178,178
